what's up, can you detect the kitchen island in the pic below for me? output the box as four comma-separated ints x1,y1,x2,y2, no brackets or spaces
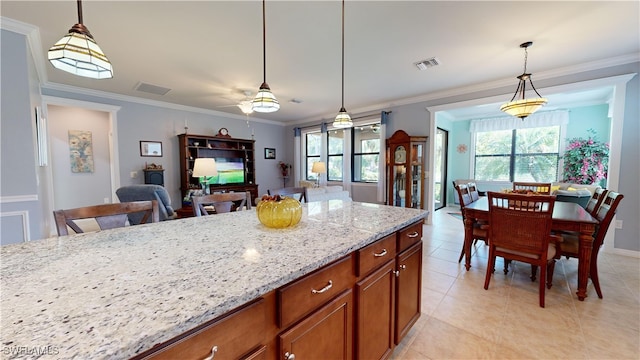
1,200,427,359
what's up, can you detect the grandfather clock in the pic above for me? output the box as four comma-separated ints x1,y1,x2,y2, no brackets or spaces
386,130,427,209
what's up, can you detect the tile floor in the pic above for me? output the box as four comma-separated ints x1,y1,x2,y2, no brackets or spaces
391,205,640,360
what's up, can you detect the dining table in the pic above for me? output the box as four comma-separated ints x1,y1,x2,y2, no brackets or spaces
462,197,598,300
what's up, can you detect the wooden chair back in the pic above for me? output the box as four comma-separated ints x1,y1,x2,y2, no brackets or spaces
585,188,608,217
467,182,480,202
485,192,557,307
512,182,552,194
192,191,251,216
455,183,473,209
592,191,624,249
53,200,159,236
267,187,307,203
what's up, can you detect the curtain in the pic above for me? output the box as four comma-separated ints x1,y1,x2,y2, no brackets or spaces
469,110,569,133
294,127,301,185
377,111,389,202
320,123,328,186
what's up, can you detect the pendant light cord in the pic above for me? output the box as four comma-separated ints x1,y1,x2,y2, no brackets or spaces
262,0,267,84
77,0,83,24
522,46,528,74
341,0,345,108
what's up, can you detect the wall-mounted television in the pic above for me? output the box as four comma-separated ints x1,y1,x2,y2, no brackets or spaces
205,157,245,185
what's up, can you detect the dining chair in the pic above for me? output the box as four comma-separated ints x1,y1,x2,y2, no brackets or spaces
53,200,159,236
585,187,608,217
192,191,251,216
512,182,552,195
267,187,307,203
557,191,624,299
467,181,481,202
455,184,488,263
484,191,558,307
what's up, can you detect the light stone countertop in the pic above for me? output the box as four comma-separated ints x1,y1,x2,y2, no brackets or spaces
1,200,427,360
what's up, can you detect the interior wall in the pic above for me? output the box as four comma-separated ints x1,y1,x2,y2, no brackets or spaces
47,105,112,209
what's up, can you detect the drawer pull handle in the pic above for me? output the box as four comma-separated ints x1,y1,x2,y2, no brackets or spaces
400,264,407,271
407,231,419,238
394,270,400,277
374,249,388,257
284,352,295,360
203,346,218,360
311,280,333,294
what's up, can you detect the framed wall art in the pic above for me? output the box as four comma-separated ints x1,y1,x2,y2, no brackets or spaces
264,148,276,159
140,141,163,157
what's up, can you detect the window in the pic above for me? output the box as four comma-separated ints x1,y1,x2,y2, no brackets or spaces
352,123,381,182
474,126,560,182
328,129,344,181
306,132,321,180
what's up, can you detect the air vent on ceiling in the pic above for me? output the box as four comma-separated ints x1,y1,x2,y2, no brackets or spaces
134,82,171,96
414,57,440,71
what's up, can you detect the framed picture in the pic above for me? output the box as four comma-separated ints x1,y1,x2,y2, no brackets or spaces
264,148,276,159
140,141,163,157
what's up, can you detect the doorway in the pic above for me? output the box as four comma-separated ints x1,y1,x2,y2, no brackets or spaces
434,127,448,211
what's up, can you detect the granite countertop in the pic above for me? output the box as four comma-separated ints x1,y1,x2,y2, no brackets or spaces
1,201,426,359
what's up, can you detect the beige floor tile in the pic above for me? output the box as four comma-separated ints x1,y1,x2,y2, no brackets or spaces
398,206,640,360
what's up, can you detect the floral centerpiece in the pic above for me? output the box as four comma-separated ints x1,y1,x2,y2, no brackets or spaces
278,161,292,177
562,129,609,185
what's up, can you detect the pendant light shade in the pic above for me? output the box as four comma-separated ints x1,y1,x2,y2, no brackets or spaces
252,0,280,113
48,0,112,79
500,41,547,119
333,0,353,129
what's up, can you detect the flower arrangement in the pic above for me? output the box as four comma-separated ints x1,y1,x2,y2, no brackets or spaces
278,161,292,177
562,129,609,185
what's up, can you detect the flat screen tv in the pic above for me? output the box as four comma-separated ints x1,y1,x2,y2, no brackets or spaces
205,157,245,185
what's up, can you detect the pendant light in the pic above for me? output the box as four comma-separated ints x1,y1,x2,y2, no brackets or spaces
252,0,280,113
333,0,353,128
48,0,113,79
500,41,547,119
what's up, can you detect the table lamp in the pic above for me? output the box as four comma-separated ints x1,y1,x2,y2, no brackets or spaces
311,161,326,187
192,158,217,194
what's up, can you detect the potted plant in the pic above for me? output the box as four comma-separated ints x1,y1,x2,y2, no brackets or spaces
278,161,292,177
562,129,609,185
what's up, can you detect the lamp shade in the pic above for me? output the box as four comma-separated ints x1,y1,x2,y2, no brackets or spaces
192,158,218,178
500,98,548,119
252,83,280,113
311,161,327,174
333,107,353,128
48,24,113,79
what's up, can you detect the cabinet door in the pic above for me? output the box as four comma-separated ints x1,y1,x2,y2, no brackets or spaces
279,290,353,360
395,241,423,344
356,260,395,360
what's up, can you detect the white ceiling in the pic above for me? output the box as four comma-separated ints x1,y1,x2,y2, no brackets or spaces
2,1,638,124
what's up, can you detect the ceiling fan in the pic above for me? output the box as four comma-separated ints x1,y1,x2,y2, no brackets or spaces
217,90,254,115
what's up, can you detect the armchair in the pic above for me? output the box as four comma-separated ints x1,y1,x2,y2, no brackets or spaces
116,185,175,223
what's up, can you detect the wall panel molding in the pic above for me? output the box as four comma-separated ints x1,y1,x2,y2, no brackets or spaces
0,210,31,242
0,195,38,203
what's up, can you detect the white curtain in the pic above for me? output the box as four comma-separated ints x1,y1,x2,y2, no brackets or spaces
294,127,301,185
377,111,389,203
469,110,569,132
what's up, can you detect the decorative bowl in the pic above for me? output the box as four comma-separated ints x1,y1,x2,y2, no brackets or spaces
256,195,302,228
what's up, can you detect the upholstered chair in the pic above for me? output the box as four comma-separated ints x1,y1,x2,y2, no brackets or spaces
116,184,175,223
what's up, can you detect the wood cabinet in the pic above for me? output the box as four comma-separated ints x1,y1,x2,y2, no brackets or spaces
178,133,258,204
356,260,396,360
279,290,353,360
395,241,423,344
386,130,427,209
143,169,164,186
134,298,265,360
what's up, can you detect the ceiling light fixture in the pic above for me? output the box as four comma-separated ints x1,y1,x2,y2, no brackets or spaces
333,0,353,129
252,0,279,113
48,0,112,79
500,41,547,119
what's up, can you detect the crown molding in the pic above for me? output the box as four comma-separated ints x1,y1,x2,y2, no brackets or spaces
41,82,285,126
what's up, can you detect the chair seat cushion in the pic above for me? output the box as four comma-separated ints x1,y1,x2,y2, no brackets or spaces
496,243,556,260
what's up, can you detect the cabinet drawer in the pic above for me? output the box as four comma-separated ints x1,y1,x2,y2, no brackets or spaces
140,298,265,360
278,255,354,329
397,221,422,253
357,233,396,277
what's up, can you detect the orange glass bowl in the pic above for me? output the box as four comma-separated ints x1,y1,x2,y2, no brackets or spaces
256,196,302,228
